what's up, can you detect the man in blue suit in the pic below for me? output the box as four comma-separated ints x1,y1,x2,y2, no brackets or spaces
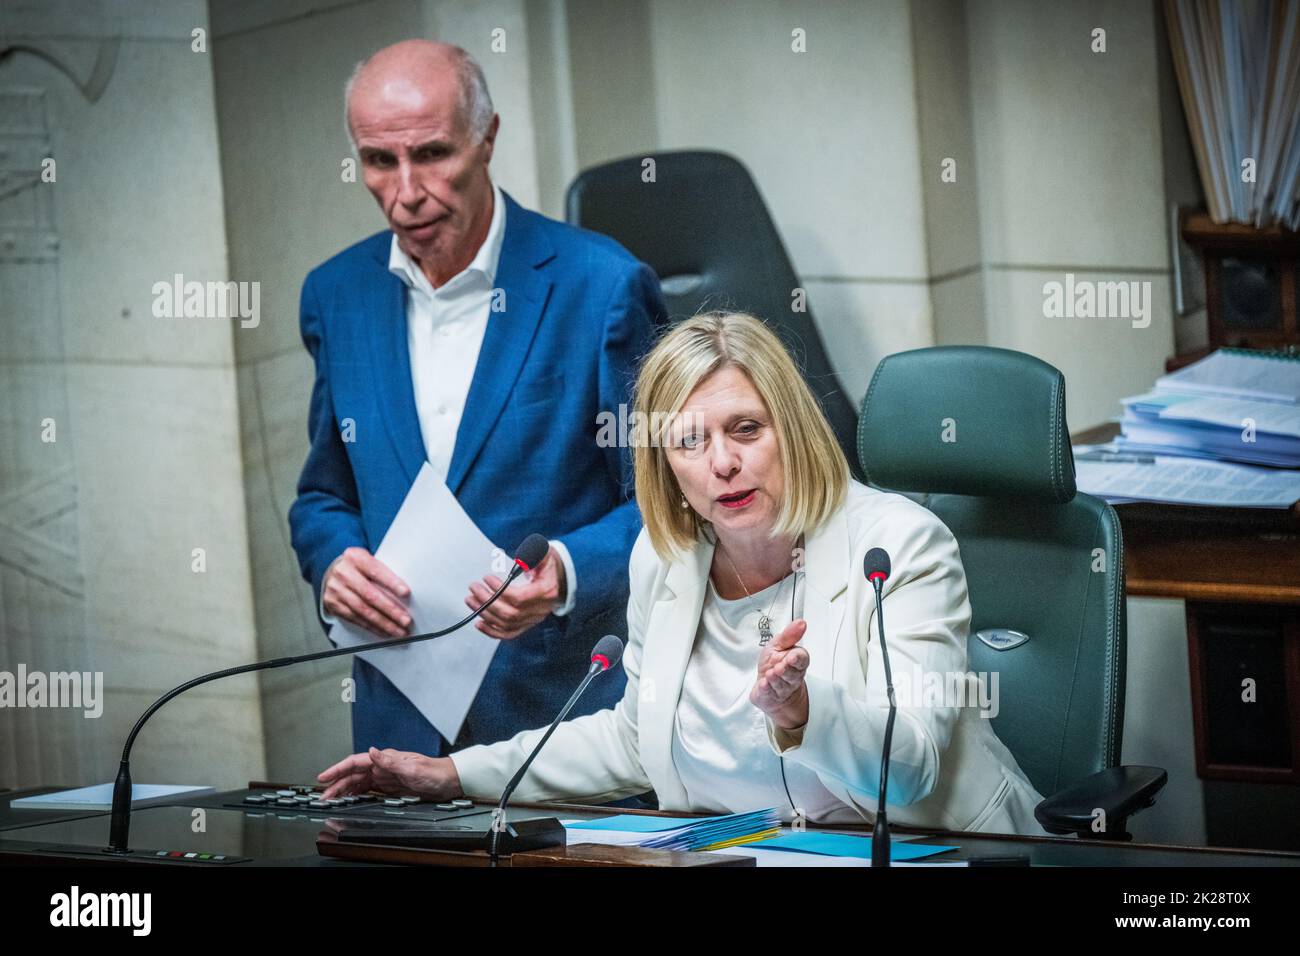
289,40,664,763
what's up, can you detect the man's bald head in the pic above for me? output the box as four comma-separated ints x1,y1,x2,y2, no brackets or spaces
344,40,494,149
344,39,501,287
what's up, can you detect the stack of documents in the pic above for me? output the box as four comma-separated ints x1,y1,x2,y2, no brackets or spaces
1076,349,1300,508
1116,392,1300,467
1116,350,1300,467
562,817,962,865
566,809,781,852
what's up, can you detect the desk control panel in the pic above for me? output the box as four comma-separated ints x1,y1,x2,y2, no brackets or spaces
215,786,489,825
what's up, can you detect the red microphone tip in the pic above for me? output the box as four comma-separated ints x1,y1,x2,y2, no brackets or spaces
591,654,610,671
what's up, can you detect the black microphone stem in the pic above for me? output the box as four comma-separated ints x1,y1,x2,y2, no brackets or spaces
871,578,897,868
487,661,603,866
106,564,526,854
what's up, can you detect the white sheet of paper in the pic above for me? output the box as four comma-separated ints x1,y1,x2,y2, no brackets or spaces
1159,395,1300,438
328,463,510,743
1155,350,1299,404
1075,454,1300,507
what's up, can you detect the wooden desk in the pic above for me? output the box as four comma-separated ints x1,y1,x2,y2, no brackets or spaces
397,798,1300,867
4,786,1298,867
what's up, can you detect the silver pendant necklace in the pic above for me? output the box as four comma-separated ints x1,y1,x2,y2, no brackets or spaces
717,544,788,645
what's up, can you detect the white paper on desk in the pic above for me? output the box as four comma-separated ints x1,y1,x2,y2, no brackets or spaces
1155,350,1299,404
1076,454,1300,508
1159,396,1300,438
328,463,510,743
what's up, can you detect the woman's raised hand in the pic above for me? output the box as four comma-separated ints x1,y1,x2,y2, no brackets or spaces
750,618,810,730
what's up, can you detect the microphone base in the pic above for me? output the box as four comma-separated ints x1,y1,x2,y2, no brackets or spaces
321,814,566,857
487,816,568,855
871,815,891,868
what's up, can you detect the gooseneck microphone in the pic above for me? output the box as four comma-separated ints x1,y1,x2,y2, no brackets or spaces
863,547,896,868
487,634,625,866
105,533,551,855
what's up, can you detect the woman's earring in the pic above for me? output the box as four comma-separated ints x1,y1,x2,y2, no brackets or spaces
680,496,689,508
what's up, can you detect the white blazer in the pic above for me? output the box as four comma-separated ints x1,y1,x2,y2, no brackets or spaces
451,480,1050,836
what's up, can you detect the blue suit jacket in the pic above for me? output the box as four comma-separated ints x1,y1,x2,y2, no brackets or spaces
288,191,664,756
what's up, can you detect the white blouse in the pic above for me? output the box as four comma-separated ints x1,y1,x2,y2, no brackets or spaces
670,572,863,824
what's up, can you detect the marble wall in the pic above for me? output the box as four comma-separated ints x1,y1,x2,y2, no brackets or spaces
961,0,1177,432
0,84,98,788
0,0,264,790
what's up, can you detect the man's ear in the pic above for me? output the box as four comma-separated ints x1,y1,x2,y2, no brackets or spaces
481,113,500,163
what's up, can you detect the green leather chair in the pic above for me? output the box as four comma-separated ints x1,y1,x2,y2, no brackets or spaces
858,345,1166,839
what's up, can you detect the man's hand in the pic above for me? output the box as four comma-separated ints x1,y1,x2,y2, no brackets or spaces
750,619,810,730
322,546,412,638
466,545,567,640
316,747,463,800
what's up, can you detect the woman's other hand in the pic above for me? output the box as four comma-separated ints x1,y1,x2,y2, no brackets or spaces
316,747,463,800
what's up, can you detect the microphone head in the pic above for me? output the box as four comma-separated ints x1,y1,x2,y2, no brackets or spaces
591,635,624,673
513,533,550,572
864,547,891,585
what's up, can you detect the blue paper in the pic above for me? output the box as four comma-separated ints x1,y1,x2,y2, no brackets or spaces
749,832,958,861
565,813,732,833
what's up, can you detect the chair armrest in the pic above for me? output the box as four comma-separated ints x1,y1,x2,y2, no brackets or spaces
1034,765,1168,839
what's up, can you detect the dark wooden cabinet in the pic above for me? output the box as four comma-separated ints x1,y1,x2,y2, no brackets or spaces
1181,209,1300,352
1186,602,1299,784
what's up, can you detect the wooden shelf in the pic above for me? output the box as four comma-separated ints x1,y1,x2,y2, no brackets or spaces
1181,209,1300,256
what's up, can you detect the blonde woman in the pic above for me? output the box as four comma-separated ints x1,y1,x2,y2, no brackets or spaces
318,311,1048,834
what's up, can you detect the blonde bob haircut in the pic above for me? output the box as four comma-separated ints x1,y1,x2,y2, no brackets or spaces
632,310,850,559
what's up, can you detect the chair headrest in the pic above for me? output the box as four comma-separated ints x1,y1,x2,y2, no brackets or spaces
857,346,1077,502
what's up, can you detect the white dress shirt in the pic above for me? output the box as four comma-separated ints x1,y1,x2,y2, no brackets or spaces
320,182,577,622
393,184,504,484
672,575,862,824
